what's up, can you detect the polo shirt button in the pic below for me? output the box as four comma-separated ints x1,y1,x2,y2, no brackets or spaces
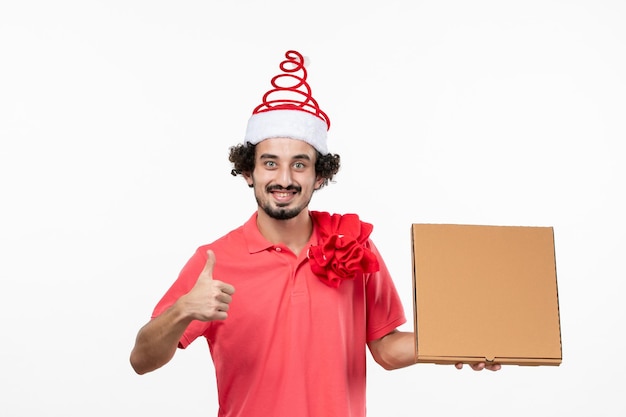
275,247,282,252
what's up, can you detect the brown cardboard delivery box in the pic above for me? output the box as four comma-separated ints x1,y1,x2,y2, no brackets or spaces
411,224,562,366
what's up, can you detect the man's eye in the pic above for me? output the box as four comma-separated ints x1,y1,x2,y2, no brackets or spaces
294,162,305,169
265,161,276,168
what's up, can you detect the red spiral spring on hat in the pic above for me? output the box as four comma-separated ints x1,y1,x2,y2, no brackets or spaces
252,50,330,129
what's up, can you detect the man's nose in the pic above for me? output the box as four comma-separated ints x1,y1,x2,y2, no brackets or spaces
276,166,293,186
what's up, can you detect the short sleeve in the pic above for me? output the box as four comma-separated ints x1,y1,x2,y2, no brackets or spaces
364,240,407,342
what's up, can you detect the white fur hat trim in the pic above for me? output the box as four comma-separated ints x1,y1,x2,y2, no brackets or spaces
244,109,329,155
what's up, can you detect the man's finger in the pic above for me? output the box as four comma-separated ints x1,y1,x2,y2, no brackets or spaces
200,249,216,280
199,250,236,296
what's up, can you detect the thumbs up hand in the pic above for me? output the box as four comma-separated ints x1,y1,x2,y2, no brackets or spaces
181,250,235,322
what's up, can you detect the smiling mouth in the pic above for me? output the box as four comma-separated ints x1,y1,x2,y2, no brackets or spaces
273,191,295,198
268,187,299,206
271,190,297,203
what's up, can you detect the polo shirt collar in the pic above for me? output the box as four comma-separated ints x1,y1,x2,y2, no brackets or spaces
242,211,320,254
243,212,271,254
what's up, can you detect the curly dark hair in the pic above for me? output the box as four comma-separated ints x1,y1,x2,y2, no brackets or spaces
229,142,341,188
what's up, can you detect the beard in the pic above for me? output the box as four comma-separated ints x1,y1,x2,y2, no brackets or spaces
255,184,311,220
260,204,304,220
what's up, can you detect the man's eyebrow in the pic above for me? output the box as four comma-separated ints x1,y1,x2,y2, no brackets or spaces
258,153,313,161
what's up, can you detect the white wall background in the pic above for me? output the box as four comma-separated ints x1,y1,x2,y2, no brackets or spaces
1,1,624,415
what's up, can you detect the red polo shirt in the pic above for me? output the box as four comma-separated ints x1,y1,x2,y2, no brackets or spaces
152,212,406,417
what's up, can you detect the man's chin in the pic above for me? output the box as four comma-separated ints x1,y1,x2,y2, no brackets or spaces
262,205,302,220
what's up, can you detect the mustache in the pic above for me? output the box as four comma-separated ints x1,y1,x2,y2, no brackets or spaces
266,185,301,193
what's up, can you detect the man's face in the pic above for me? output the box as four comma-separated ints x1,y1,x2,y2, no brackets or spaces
245,137,323,220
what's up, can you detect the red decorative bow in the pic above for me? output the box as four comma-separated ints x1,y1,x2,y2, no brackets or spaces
308,211,380,288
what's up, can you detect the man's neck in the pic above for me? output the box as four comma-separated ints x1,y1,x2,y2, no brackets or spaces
256,209,313,256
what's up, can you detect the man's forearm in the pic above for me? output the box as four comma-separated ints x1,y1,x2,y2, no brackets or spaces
129,302,193,374
368,330,416,370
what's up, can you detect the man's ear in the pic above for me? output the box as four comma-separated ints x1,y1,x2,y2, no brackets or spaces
314,176,325,190
242,171,254,188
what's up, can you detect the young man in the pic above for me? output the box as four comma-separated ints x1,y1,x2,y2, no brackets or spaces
130,50,499,417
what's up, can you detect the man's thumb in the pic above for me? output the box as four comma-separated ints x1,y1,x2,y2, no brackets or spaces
200,249,216,280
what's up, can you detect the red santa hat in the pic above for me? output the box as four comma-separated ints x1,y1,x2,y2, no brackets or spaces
244,50,331,154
